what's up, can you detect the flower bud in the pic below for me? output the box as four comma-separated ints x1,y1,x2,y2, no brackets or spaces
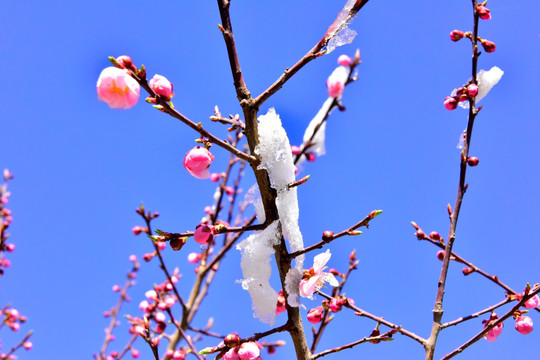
480,39,496,53
224,333,241,348
23,341,33,350
322,230,334,242
149,74,174,99
305,153,316,162
237,342,260,360
194,224,215,244
467,157,479,167
275,289,287,315
437,250,445,261
467,84,479,97
444,96,458,111
524,293,540,309
337,54,352,66
476,4,491,20
116,55,134,70
483,312,503,342
307,306,324,324
462,267,474,275
183,147,214,179
515,315,533,335
450,30,465,42
429,231,441,241
329,297,345,313
290,145,301,156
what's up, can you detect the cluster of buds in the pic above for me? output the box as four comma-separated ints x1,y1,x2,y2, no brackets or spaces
103,255,140,318
137,275,180,328
1,307,27,332
444,83,479,110
0,169,15,276
201,338,262,360
164,348,187,360
307,296,353,323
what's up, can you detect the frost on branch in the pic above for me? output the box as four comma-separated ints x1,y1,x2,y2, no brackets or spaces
457,66,504,109
237,221,280,325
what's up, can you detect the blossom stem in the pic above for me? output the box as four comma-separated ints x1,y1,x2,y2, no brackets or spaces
440,297,512,329
311,329,396,360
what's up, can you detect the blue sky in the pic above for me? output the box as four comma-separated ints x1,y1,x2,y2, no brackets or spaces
0,1,538,359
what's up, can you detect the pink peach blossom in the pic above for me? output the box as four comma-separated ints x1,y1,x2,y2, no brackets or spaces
23,341,33,350
97,67,140,109
183,147,214,179
444,96,458,110
299,250,339,299
483,313,503,342
515,315,533,335
149,74,174,99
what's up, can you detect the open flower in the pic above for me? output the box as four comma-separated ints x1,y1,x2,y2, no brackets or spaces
299,250,339,299
97,67,140,109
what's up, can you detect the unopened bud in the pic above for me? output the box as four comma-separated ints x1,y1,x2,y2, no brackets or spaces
429,231,441,240
462,267,474,275
467,157,479,167
450,30,465,42
322,230,334,242
415,230,426,240
224,333,241,347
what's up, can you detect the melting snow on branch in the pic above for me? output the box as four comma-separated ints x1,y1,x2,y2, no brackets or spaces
237,221,280,325
457,66,504,109
238,108,306,323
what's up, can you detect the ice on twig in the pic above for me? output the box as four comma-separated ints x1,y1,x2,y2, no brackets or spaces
457,66,504,109
237,221,280,325
246,184,265,223
324,0,360,54
326,27,357,54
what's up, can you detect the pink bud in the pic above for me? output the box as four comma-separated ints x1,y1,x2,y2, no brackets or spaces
156,242,167,251
172,350,186,360
116,55,134,70
187,252,201,264
444,96,458,110
143,253,154,262
515,315,533,335
112,285,121,292
450,30,465,42
307,306,324,324
291,145,301,155
129,254,137,262
305,153,316,162
154,312,166,323
2,258,11,268
337,54,352,66
23,341,33,350
131,348,140,358
483,313,503,342
149,74,174,99
194,224,215,244
467,84,479,97
329,297,344,313
237,342,260,360
132,226,144,235
275,289,287,315
436,250,445,261
5,243,15,252
97,67,140,109
145,290,158,301
327,78,345,98
224,186,235,195
481,39,496,53
9,322,20,331
476,4,491,20
467,157,479,167
429,231,441,240
524,293,540,309
183,147,215,179
210,173,221,182
224,333,241,347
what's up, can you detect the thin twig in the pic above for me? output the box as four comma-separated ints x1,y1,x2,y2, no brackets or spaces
441,286,540,360
440,297,512,329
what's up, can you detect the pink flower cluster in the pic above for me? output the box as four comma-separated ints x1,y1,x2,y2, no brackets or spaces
1,169,15,275
1,307,27,332
444,84,479,110
222,341,261,360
